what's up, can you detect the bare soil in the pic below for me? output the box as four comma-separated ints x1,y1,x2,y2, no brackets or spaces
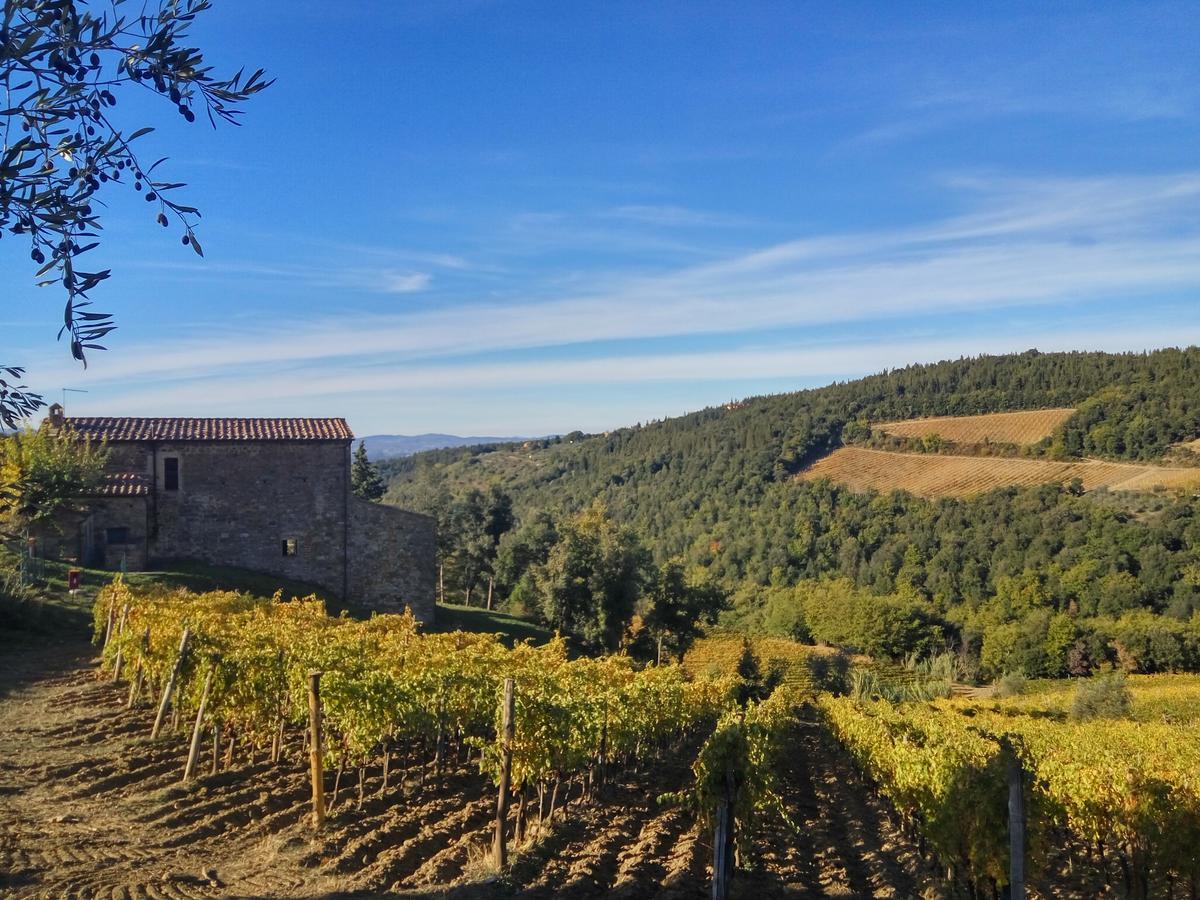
0,633,941,899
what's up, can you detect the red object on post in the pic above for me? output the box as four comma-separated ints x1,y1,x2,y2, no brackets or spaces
68,568,82,592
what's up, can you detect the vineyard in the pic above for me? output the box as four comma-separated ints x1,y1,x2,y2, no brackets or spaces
818,674,1200,900
0,580,947,898
874,408,1077,445
799,446,1200,497
89,580,731,825
959,673,1200,723
3,580,1199,898
682,633,849,695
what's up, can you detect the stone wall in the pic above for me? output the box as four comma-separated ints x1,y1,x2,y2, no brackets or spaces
28,509,86,562
150,440,350,593
90,496,149,570
92,438,437,623
348,498,436,622
102,439,351,597
29,498,146,568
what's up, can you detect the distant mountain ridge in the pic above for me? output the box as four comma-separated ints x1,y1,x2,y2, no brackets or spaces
361,433,536,459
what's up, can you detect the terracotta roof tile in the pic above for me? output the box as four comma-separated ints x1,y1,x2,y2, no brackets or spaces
63,417,354,442
92,472,151,497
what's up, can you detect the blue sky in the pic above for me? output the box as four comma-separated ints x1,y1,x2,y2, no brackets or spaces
5,1,1200,436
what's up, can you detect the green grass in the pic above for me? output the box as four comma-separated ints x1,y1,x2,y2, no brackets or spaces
431,602,553,646
0,557,336,635
121,560,333,604
1,555,551,648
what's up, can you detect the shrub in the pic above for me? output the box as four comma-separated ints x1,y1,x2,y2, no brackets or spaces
849,668,883,702
1070,669,1132,721
993,670,1027,698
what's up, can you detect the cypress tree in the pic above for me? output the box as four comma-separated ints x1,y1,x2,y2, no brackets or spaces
351,440,386,501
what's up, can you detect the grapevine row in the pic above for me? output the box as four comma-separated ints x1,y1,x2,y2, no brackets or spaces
817,694,1200,897
94,579,733,821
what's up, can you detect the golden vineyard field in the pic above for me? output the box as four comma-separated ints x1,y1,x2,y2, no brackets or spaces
682,633,847,694
874,408,1076,445
800,446,1200,497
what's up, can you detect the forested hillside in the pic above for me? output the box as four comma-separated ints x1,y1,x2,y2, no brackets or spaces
382,349,1200,675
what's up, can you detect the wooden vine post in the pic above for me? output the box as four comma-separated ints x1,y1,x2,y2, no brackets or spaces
183,655,220,782
110,603,130,681
101,596,116,649
126,627,151,708
1006,739,1027,900
151,627,191,740
269,649,285,764
712,755,737,900
307,670,326,830
212,720,223,775
492,677,515,868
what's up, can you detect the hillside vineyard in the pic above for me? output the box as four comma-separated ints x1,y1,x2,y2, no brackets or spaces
874,408,1077,445
799,446,1200,497
76,581,1200,899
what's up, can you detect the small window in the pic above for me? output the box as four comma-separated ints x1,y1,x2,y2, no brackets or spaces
282,538,298,557
163,457,180,491
106,527,130,545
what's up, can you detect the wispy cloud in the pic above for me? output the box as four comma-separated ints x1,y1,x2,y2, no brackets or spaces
601,205,755,228
72,325,1200,419
28,171,1200,427
378,272,432,294
492,209,723,260
124,258,436,295
842,59,1199,151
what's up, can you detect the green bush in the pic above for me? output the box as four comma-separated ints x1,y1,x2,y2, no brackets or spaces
1070,669,1133,721
993,670,1027,698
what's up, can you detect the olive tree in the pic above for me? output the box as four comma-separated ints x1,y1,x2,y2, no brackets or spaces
1,0,271,426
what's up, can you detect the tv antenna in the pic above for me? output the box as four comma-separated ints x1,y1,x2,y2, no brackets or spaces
61,387,88,412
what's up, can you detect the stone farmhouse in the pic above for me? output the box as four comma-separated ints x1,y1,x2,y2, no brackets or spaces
40,405,436,622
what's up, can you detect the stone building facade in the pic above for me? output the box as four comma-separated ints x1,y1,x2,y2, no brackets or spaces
42,407,435,622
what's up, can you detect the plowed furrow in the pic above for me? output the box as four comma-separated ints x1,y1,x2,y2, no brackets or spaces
151,774,282,831
405,819,491,886
610,806,692,897
68,752,187,799
805,727,919,897
551,808,644,895
325,794,460,872
654,822,708,900
360,796,490,890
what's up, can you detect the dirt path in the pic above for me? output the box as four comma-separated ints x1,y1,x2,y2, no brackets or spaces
0,634,942,899
0,634,356,898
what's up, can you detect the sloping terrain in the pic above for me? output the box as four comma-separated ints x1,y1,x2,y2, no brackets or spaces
1,634,941,899
874,408,1075,445
385,350,1200,589
800,446,1200,497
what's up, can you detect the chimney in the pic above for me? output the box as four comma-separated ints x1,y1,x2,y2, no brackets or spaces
47,403,65,429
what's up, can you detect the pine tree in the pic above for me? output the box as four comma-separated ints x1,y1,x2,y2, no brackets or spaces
351,441,386,501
